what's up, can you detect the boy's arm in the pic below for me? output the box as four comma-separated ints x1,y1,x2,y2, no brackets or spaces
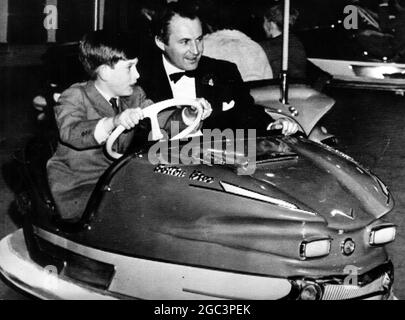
55,86,101,150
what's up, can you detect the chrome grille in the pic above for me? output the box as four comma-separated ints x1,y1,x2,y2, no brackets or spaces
322,274,390,300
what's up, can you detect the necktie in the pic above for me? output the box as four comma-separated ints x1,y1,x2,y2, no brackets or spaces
109,97,120,114
169,70,197,84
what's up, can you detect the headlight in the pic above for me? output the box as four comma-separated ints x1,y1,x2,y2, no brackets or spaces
300,238,331,259
289,279,324,300
369,224,396,246
299,283,323,300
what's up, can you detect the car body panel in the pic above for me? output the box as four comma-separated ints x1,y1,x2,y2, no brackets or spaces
19,134,392,280
249,84,335,136
309,58,405,93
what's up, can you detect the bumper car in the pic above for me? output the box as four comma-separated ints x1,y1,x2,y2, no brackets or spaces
0,94,397,300
5,0,396,299
298,11,405,94
309,58,405,94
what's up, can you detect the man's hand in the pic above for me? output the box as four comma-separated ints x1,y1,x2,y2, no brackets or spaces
267,117,299,136
184,98,213,121
113,108,144,130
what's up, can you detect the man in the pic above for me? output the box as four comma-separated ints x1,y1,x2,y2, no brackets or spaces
138,2,298,135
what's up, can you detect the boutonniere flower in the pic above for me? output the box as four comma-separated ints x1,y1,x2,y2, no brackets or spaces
202,73,215,87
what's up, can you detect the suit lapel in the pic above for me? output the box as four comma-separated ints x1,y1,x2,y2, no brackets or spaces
85,81,115,117
143,56,173,102
195,59,207,98
155,59,174,101
195,57,222,115
195,57,218,98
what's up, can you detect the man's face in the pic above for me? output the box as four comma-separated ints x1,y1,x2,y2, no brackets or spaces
158,15,204,71
104,58,140,96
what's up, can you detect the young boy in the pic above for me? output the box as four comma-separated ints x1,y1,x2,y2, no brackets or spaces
47,31,155,220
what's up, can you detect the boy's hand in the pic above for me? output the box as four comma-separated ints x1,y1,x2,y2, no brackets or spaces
114,108,144,130
267,117,299,136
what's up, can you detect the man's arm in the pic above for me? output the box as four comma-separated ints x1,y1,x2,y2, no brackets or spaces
218,60,298,135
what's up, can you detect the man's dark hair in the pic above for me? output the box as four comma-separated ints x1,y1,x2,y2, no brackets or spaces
79,30,138,79
264,4,299,29
153,2,201,44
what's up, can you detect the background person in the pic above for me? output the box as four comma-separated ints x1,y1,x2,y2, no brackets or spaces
348,0,396,58
197,0,273,81
260,3,307,80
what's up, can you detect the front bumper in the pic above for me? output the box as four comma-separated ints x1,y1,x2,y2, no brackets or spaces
0,229,395,300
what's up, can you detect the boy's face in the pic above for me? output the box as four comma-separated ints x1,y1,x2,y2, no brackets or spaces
156,15,204,71
104,58,140,97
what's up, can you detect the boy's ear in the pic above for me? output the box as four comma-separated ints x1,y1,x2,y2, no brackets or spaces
155,36,166,52
97,64,110,81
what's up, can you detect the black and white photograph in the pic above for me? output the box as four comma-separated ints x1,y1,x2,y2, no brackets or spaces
0,0,404,303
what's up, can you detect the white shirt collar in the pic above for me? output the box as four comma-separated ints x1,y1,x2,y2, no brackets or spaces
162,54,185,76
161,54,197,99
94,83,118,103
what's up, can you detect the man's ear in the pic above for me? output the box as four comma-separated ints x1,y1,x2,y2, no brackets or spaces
155,36,166,51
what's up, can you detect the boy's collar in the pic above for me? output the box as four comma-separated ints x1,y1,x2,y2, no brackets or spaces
94,82,119,103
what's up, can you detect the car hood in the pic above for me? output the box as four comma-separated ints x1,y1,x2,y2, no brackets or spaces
245,136,392,230
84,135,393,274
168,135,393,230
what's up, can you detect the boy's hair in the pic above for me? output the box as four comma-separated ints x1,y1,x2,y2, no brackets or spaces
153,1,201,44
79,30,138,79
264,4,299,29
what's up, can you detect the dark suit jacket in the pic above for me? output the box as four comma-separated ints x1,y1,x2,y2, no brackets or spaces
138,54,271,133
47,81,153,220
